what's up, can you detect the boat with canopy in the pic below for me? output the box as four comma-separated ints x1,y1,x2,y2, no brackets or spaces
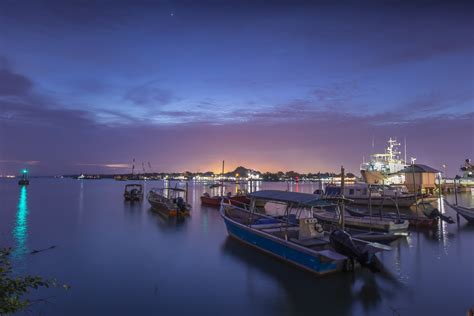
147,185,191,217
220,190,392,275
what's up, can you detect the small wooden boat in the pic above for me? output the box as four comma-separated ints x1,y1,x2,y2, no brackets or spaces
345,206,438,228
124,184,144,201
335,228,403,244
147,187,191,217
444,199,474,223
344,206,454,227
313,209,409,232
201,190,252,208
221,190,391,275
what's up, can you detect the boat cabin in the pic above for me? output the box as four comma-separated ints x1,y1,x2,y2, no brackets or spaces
398,164,440,194
324,183,409,199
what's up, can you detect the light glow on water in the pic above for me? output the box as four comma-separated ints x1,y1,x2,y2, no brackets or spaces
12,186,29,260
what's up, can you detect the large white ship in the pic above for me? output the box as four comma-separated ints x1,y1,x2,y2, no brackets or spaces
360,138,408,185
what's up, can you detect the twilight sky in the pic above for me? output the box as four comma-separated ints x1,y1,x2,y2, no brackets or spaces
0,0,473,176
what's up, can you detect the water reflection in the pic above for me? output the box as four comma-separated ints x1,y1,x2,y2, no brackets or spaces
12,186,29,260
78,179,84,224
147,207,187,230
221,237,402,316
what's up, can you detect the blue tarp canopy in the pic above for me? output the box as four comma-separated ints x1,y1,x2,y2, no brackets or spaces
248,190,332,207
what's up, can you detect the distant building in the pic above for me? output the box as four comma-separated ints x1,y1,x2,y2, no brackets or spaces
399,164,440,194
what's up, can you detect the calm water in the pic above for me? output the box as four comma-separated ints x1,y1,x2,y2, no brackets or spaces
0,179,473,316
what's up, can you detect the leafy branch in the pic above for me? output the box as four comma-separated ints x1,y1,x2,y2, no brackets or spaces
0,248,69,315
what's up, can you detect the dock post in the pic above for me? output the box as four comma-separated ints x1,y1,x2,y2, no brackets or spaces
341,165,345,231
185,181,189,204
412,162,419,225
454,176,459,222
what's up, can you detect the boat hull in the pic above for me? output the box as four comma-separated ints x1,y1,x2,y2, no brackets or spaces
347,196,437,208
201,195,248,207
360,170,385,185
200,195,264,208
445,200,474,223
148,196,190,217
345,207,437,228
221,209,345,275
313,210,409,232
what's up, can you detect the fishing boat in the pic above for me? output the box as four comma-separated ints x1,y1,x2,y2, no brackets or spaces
124,184,144,201
345,205,454,227
201,190,249,207
313,208,409,232
147,187,191,217
220,190,391,275
339,228,403,244
324,183,436,208
444,199,474,223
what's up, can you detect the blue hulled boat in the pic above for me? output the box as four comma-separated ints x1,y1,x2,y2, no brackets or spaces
220,190,391,275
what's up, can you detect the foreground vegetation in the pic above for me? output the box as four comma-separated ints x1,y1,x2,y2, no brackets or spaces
0,248,67,315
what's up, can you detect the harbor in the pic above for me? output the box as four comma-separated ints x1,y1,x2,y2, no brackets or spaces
0,175,473,315
1,1,473,314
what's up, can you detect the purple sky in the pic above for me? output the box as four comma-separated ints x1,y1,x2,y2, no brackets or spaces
0,1,473,176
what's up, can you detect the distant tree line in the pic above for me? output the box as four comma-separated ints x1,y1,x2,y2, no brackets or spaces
64,166,356,181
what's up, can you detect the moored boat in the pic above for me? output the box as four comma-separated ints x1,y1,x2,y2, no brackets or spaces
444,199,474,223
147,187,191,217
201,189,250,208
345,207,435,228
220,190,391,275
313,208,409,232
124,184,144,201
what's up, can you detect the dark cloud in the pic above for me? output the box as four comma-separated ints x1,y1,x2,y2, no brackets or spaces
372,38,474,68
0,68,33,96
0,64,95,128
124,83,175,109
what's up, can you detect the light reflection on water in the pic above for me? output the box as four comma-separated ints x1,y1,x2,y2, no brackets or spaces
1,180,472,316
12,186,28,261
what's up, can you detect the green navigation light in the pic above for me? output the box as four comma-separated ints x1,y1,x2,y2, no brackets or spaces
22,169,28,174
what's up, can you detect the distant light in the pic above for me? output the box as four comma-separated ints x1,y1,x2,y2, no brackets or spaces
22,169,28,174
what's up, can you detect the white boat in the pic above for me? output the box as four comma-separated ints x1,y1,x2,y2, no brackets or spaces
360,138,408,185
